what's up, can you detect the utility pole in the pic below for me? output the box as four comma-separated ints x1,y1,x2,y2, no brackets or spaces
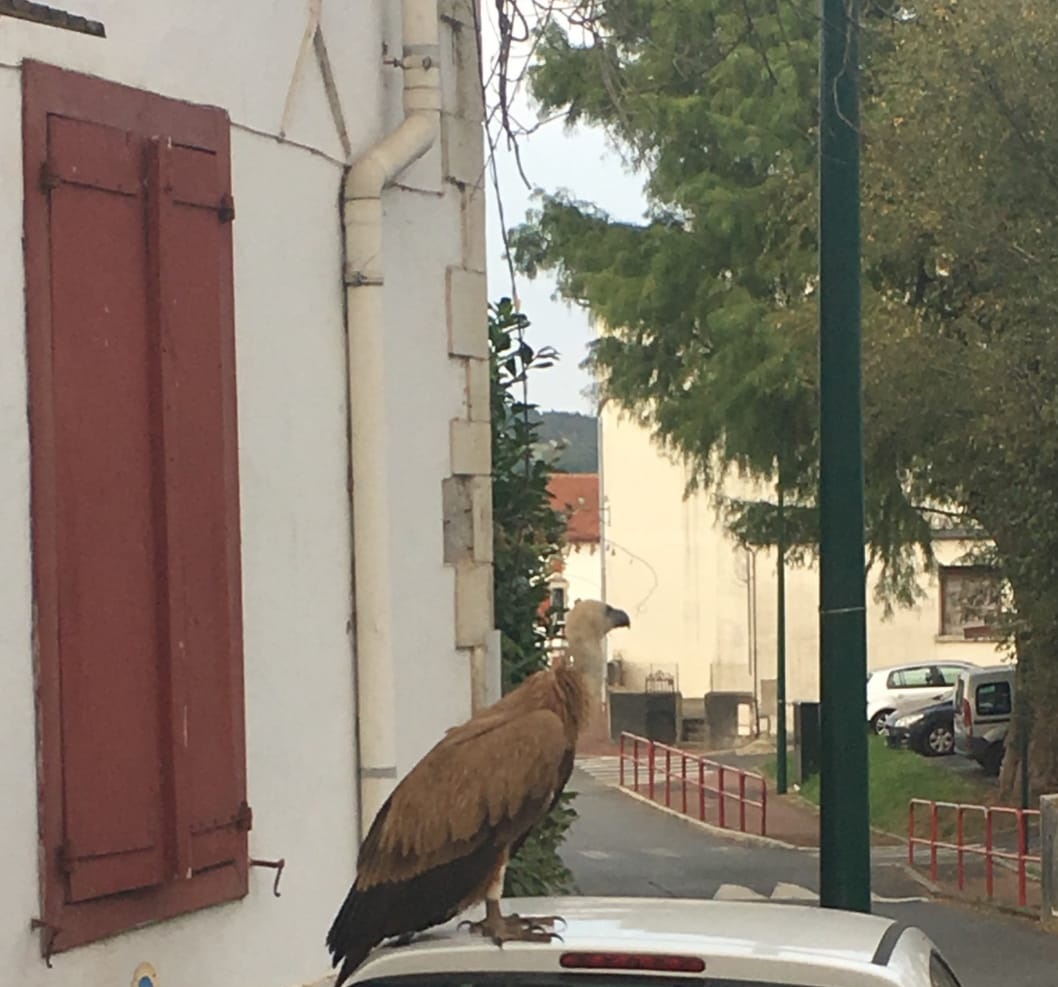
818,0,871,912
776,462,787,795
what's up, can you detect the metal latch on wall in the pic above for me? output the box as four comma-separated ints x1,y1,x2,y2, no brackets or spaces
249,856,286,897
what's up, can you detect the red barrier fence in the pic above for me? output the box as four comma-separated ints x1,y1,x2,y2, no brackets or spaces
618,733,767,836
908,798,1041,908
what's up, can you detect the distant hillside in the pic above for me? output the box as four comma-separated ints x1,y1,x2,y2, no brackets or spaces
533,410,598,473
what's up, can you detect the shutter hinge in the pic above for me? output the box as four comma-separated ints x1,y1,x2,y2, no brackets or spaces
30,918,60,968
56,840,74,875
39,162,60,193
217,193,235,223
235,801,253,832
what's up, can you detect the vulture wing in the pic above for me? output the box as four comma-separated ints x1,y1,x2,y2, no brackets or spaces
327,707,572,983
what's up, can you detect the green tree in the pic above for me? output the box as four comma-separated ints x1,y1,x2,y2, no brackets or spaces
489,299,579,893
509,0,1058,790
861,0,1058,791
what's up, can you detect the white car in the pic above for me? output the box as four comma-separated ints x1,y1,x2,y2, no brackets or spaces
346,896,963,987
866,661,973,734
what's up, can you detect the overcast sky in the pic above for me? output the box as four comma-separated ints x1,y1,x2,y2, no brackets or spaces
480,12,647,415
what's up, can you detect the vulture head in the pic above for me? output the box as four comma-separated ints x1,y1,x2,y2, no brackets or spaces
562,599,630,674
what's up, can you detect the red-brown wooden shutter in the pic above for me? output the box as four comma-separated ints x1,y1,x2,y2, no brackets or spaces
148,137,248,876
27,61,249,946
45,115,169,903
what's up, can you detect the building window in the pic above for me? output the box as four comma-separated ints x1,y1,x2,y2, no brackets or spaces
23,61,248,953
939,565,1001,639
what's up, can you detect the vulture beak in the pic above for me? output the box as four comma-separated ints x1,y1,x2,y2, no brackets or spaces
605,606,631,630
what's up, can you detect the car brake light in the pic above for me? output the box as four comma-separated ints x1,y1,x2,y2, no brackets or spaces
962,698,973,736
559,953,706,973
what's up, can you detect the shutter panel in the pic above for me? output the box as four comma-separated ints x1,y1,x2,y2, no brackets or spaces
150,138,248,877
47,116,168,902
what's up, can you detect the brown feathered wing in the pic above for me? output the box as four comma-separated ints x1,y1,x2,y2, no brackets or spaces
327,706,573,985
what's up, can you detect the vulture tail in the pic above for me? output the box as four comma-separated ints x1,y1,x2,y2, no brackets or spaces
330,880,389,985
327,844,504,985
327,883,378,987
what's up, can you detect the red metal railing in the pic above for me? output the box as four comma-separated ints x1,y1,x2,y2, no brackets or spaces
618,732,767,836
908,798,1041,908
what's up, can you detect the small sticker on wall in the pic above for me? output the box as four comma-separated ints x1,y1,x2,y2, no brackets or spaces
132,962,158,987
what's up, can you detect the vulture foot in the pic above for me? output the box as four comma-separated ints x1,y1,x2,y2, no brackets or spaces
508,912,567,932
459,910,564,946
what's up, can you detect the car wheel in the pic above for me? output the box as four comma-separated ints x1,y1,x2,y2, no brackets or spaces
924,723,954,757
869,711,892,735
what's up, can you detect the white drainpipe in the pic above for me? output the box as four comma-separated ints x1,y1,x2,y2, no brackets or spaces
343,0,441,836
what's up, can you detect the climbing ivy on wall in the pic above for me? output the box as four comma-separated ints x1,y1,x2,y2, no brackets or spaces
489,297,578,895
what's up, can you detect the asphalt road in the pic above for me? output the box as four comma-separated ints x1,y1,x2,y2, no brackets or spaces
563,766,1058,987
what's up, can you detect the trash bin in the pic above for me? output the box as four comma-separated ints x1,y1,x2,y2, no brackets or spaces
609,692,678,744
793,701,821,784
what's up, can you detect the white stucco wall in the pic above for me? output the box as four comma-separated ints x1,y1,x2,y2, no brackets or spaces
600,406,1003,707
0,3,481,985
561,544,604,608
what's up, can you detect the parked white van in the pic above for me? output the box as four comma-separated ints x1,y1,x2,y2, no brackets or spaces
953,664,1016,776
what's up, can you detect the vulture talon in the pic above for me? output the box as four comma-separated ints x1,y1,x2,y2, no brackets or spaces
520,914,566,929
460,911,566,946
528,923,564,941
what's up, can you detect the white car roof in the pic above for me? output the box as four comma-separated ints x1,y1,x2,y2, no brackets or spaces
959,663,1014,678
349,896,924,986
871,659,971,674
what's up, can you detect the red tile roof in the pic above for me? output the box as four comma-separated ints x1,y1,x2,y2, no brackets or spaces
548,473,600,544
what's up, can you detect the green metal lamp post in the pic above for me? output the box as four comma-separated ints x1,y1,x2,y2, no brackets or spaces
818,0,872,912
776,463,788,796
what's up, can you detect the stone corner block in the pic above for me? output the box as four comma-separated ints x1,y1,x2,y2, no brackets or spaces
450,418,492,476
442,112,485,187
446,266,488,359
454,560,494,649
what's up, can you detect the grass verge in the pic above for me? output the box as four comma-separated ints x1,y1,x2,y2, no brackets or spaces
761,736,993,835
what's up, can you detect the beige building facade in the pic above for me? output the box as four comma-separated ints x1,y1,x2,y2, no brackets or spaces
599,405,1003,734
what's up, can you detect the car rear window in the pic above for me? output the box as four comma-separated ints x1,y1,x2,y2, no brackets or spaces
976,681,1012,716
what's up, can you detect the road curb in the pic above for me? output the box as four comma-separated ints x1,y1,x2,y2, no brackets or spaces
898,863,942,896
613,783,802,851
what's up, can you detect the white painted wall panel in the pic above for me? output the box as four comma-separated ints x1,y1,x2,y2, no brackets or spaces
0,2,485,984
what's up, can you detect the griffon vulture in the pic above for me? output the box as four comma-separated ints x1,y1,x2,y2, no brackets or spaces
326,599,631,985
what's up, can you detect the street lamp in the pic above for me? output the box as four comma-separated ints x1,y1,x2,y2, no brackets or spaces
818,0,871,913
